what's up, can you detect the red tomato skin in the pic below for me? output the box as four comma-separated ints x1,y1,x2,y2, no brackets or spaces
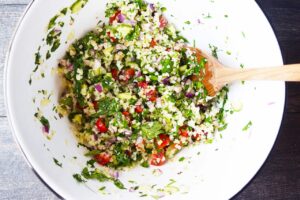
179,127,189,137
157,134,170,149
150,152,166,166
150,38,157,47
124,68,135,80
109,10,121,24
135,105,143,113
94,153,111,165
147,90,157,102
111,68,119,80
138,81,148,89
159,15,168,28
96,118,108,133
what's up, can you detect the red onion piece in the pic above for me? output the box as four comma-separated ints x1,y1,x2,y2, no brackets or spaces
123,19,136,26
54,28,61,34
185,92,195,98
149,3,155,10
67,64,73,71
93,134,98,141
117,13,125,22
111,171,119,179
135,70,142,77
162,77,170,85
95,84,103,92
42,125,49,134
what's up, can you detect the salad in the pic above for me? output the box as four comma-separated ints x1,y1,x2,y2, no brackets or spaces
57,0,228,169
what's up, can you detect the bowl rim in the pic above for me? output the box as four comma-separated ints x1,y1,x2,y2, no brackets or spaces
3,0,64,198
3,0,285,199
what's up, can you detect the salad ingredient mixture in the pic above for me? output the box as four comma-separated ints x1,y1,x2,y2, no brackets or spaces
58,0,228,169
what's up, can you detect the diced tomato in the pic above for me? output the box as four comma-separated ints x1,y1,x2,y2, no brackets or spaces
107,32,116,42
157,134,170,149
179,127,189,137
192,133,201,142
166,47,171,52
150,38,157,47
159,15,168,28
109,10,121,24
122,111,130,116
94,153,111,165
146,90,157,102
92,101,98,110
150,152,166,166
138,81,148,89
96,118,108,133
135,105,143,113
111,68,119,80
124,68,135,80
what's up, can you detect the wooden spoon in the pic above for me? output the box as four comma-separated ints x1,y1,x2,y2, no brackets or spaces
190,47,300,96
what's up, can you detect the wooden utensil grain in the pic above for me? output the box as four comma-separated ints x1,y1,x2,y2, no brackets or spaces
191,47,300,96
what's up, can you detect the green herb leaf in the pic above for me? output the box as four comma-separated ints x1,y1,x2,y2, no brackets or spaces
161,58,173,73
242,121,252,131
48,15,59,30
53,158,62,167
114,179,126,189
178,157,185,162
40,116,50,131
141,121,163,139
209,44,218,59
85,150,102,157
81,167,109,182
73,174,86,182
99,186,106,191
86,159,96,167
141,161,150,168
70,0,88,14
97,97,120,116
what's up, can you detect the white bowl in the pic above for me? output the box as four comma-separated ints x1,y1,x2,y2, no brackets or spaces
5,0,285,199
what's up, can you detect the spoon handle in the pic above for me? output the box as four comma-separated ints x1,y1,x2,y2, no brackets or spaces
217,64,300,85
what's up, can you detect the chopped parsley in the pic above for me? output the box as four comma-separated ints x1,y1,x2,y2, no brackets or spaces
99,186,106,191
242,121,253,131
73,174,86,183
209,44,219,59
114,179,126,189
178,157,185,162
53,158,62,167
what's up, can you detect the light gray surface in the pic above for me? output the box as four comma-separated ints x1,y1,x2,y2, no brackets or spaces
0,2,59,199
